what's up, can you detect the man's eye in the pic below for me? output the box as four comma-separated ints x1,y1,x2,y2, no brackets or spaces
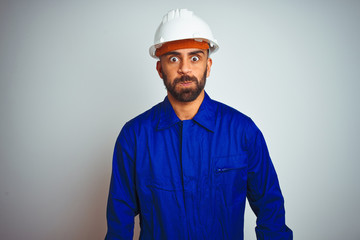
170,57,179,62
191,56,200,62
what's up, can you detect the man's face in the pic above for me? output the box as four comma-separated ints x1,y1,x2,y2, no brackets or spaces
156,48,212,102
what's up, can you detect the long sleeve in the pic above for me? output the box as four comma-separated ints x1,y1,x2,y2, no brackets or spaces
105,125,139,240
246,121,293,240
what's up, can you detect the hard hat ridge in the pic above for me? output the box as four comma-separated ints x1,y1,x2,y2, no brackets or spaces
162,8,194,23
149,8,219,58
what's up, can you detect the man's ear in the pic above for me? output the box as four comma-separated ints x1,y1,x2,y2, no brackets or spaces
156,61,163,79
206,57,213,78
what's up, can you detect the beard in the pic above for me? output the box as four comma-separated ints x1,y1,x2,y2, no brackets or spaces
162,67,207,102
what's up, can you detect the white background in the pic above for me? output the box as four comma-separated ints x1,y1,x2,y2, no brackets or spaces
1,0,359,239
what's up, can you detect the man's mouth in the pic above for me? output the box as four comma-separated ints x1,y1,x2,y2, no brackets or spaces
179,81,194,86
174,75,197,87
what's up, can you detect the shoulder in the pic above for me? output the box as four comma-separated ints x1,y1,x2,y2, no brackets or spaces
213,99,266,149
212,99,253,125
122,101,162,133
210,98,261,137
115,102,161,147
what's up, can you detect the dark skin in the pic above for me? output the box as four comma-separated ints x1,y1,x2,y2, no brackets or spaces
156,48,212,120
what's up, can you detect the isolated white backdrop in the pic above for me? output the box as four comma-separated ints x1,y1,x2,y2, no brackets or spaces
1,0,359,239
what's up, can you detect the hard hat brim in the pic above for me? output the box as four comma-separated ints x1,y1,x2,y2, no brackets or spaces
149,38,219,58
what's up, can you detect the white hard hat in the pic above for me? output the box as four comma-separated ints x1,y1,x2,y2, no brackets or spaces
149,9,219,58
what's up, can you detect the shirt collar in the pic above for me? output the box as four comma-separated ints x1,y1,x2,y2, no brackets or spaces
193,92,216,132
157,96,181,130
156,91,216,132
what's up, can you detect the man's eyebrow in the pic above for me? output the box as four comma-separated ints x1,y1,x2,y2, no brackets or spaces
162,50,206,57
189,50,206,55
162,51,181,56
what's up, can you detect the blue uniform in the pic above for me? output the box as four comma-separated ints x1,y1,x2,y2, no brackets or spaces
106,92,292,239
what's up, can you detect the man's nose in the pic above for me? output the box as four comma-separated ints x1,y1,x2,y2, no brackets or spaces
178,59,191,75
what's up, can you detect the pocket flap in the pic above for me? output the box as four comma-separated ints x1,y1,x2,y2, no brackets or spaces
215,154,247,172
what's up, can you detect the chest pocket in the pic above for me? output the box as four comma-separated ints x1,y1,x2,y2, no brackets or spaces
214,154,248,207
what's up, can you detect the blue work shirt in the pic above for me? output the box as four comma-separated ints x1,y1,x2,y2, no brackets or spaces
106,92,292,239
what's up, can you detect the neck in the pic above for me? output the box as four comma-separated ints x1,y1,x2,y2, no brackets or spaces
168,90,205,121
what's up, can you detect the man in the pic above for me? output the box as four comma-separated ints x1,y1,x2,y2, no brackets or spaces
106,9,292,240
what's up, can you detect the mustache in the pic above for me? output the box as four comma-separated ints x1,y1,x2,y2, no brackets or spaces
173,75,198,84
